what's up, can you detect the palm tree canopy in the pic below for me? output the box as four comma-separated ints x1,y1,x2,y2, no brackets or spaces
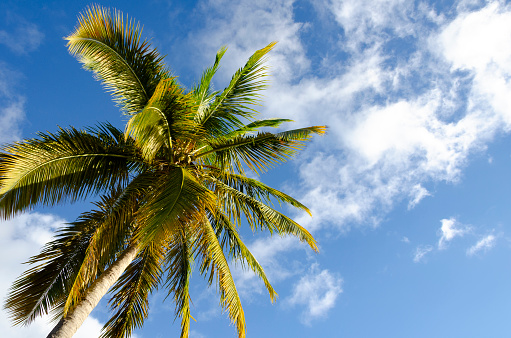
2,5,326,338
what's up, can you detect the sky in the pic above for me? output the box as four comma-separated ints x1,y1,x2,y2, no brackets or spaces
1,0,511,337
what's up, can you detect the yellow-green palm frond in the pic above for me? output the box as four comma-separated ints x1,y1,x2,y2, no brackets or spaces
66,5,167,115
196,219,245,337
192,46,227,117
196,126,326,174
135,166,216,247
212,179,318,252
125,78,199,163
195,42,276,138
101,242,166,338
0,123,141,219
210,211,277,302
222,118,292,139
164,229,193,338
207,169,311,216
63,180,146,315
4,217,98,326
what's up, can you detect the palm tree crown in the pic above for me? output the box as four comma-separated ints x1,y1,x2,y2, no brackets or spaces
1,5,325,338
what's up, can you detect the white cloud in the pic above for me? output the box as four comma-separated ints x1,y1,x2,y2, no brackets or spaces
0,213,104,337
286,264,342,325
435,1,511,126
438,218,468,250
402,236,410,243
325,0,416,51
0,63,25,143
408,184,431,209
184,0,511,298
413,245,433,263
189,0,308,82
0,17,44,54
467,234,497,256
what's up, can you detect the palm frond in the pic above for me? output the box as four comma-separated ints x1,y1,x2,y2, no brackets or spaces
100,242,165,338
192,46,227,119
222,118,292,139
196,219,245,337
63,179,147,315
212,179,318,252
211,211,277,302
196,42,276,138
135,167,215,247
207,169,311,216
66,5,167,114
125,78,197,163
0,124,141,219
196,126,326,174
4,217,97,326
164,229,193,338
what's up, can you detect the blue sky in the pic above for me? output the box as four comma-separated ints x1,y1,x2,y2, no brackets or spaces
1,0,511,337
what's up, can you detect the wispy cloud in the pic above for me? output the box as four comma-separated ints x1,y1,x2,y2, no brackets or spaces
438,218,469,250
0,15,44,54
183,0,511,296
285,264,343,325
0,63,25,143
467,234,497,256
413,245,433,263
408,184,431,209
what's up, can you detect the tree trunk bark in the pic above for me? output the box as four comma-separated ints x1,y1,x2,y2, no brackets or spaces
46,244,139,338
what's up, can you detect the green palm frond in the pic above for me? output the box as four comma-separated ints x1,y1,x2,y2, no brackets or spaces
196,126,326,174
135,167,216,247
101,242,165,338
125,78,198,163
63,181,146,315
207,170,311,216
192,46,227,118
0,124,141,218
211,211,277,302
66,5,167,115
197,219,245,337
195,42,276,138
164,229,193,338
4,218,97,326
222,118,292,139
213,179,318,252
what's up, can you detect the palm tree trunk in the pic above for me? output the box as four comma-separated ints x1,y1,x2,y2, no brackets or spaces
46,244,139,338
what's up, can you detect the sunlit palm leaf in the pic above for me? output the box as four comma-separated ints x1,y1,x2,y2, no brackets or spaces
101,242,165,338
136,166,215,247
212,179,318,252
164,229,193,338
222,118,292,139
126,78,197,162
196,126,326,174
64,180,147,315
0,124,141,218
196,219,245,337
210,211,277,301
66,5,167,115
207,169,311,216
192,47,227,119
196,42,276,138
4,220,96,326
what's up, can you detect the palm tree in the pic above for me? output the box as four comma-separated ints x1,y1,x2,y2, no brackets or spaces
1,6,325,338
